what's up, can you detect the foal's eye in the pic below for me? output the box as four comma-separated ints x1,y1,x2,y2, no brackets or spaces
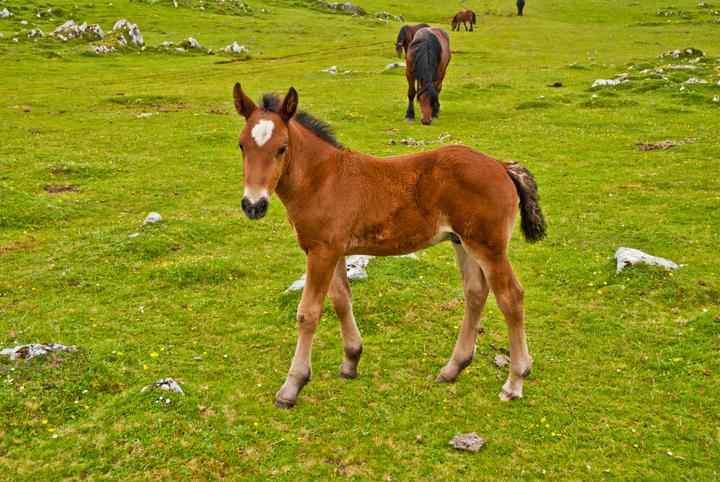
277,145,287,157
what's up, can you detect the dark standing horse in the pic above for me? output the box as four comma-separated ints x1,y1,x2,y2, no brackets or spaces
405,27,451,125
452,10,476,31
395,23,430,58
517,0,525,16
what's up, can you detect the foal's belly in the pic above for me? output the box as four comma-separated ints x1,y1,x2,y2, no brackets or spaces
345,223,446,257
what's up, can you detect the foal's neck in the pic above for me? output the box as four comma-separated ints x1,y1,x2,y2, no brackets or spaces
274,121,344,205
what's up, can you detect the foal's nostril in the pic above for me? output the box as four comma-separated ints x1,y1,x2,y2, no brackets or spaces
241,197,253,217
255,198,269,218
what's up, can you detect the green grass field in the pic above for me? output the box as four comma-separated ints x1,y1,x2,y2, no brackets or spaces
1,0,719,478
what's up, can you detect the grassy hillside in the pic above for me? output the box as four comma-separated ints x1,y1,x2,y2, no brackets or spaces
1,0,718,478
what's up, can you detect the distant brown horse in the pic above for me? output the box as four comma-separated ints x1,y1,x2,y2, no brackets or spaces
452,10,476,31
232,83,546,408
395,23,430,58
404,27,451,125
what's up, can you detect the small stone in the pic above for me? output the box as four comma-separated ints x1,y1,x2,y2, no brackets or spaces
142,212,162,225
0,343,77,361
614,247,678,273
449,432,486,452
141,377,184,394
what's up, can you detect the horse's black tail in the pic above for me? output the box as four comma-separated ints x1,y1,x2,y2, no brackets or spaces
504,162,546,242
470,11,476,24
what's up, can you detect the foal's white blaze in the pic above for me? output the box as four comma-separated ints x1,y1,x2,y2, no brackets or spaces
251,119,275,147
243,188,269,203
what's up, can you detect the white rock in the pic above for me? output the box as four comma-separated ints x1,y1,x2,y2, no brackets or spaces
0,8,12,18
0,343,77,361
53,20,82,39
20,20,28,25
286,254,418,291
592,78,626,87
322,65,338,74
383,61,404,70
684,77,706,84
221,41,248,54
141,377,184,394
142,212,162,224
187,37,201,49
614,247,679,273
0,33,4,39
91,44,114,53
112,19,144,45
28,28,44,38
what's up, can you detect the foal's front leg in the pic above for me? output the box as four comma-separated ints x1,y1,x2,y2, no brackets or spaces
328,258,363,379
275,248,340,408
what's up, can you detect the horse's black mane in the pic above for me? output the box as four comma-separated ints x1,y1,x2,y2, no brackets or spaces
411,33,441,105
259,93,346,150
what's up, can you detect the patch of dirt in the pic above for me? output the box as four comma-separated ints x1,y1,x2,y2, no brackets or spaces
636,139,694,150
44,185,79,193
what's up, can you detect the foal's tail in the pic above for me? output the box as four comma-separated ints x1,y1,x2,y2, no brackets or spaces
470,11,477,24
504,162,546,242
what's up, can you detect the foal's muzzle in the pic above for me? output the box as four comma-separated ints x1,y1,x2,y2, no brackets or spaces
241,196,269,220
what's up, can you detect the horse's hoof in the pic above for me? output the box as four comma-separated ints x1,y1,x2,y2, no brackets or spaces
339,371,356,379
274,398,296,409
405,117,415,123
435,374,454,383
498,389,521,402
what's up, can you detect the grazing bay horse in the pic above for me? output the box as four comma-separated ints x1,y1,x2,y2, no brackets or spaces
395,23,430,58
404,27,451,125
232,83,546,408
452,10,476,31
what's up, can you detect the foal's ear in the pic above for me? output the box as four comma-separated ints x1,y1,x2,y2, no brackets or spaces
280,87,298,123
233,82,257,119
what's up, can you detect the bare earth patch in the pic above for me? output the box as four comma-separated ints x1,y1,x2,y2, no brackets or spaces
44,185,79,193
636,139,695,151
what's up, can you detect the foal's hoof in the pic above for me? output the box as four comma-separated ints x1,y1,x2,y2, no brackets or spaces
498,389,521,402
435,374,455,384
339,371,357,380
274,398,296,409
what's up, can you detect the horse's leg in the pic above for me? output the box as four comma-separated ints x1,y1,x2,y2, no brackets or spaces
437,244,489,382
275,248,340,408
328,258,363,379
464,242,532,400
405,73,416,121
432,81,443,119
463,21,468,31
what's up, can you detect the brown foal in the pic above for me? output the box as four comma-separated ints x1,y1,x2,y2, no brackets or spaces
233,83,546,408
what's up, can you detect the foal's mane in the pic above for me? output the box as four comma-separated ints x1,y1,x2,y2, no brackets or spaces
259,93,346,150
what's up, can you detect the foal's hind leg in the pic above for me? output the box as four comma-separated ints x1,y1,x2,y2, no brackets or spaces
469,244,532,400
437,244,489,383
328,258,363,379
